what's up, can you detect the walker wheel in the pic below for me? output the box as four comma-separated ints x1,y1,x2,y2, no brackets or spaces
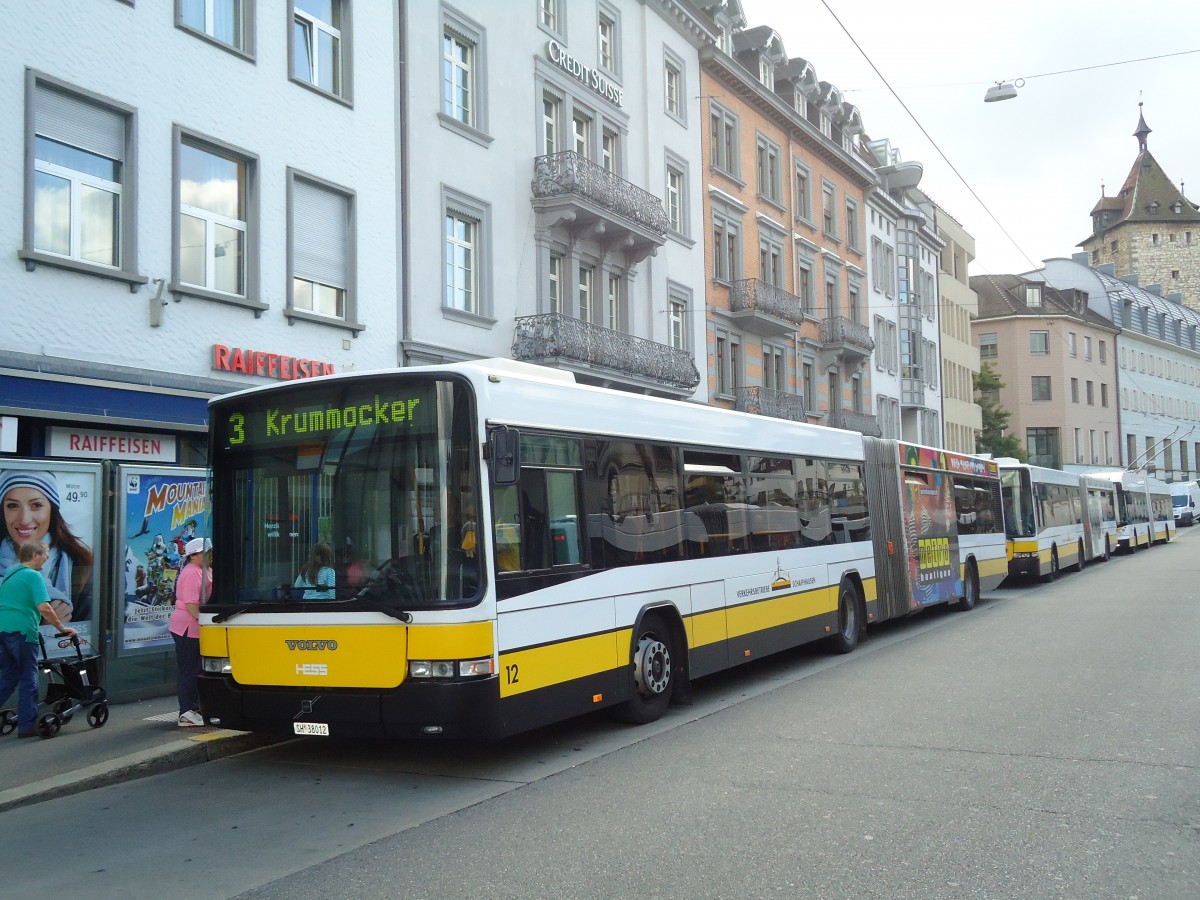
87,703,109,728
38,713,62,738
0,709,16,736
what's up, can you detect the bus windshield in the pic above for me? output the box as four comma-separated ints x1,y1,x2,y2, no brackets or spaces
1000,468,1036,538
209,375,482,611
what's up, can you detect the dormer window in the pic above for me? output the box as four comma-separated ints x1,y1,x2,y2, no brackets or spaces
1149,201,1159,215
1025,285,1042,308
1173,202,1183,214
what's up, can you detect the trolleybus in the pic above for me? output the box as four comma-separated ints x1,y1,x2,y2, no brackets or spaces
1089,470,1176,550
997,460,1086,580
198,360,1001,740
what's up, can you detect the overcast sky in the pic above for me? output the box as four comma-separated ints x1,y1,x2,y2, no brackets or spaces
737,0,1200,277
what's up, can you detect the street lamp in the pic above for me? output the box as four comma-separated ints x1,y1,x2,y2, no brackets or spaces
984,80,1020,102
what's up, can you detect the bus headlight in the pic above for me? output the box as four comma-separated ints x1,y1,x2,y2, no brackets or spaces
202,656,232,674
409,658,495,679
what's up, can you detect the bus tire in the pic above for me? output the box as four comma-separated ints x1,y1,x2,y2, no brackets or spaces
617,613,675,725
956,559,979,611
1041,548,1059,583
1072,540,1086,572
1103,537,1111,561
828,578,862,654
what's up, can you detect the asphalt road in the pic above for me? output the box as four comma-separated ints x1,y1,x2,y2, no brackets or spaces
5,529,1199,900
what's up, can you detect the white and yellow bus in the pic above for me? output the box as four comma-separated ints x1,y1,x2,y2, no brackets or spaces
198,361,997,740
998,460,1087,580
1080,474,1119,562
1089,470,1176,551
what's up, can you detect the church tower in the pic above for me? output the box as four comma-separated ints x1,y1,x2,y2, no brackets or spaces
1079,105,1200,311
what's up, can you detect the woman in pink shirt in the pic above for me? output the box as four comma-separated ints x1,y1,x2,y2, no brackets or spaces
170,538,213,727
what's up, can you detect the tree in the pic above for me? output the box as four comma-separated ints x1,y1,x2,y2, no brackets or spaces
975,362,1026,461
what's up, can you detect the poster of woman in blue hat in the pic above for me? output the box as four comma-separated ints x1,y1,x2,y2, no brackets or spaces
0,468,94,623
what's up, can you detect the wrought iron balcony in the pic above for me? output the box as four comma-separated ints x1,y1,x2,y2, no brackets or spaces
729,279,806,335
532,152,669,262
827,408,882,436
734,386,807,422
820,316,875,360
512,313,700,394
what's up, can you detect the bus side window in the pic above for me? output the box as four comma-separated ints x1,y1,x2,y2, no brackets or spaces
492,483,521,572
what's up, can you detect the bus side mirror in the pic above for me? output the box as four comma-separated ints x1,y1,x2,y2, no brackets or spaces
489,426,520,486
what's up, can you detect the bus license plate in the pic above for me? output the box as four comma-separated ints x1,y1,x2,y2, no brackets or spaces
294,722,329,736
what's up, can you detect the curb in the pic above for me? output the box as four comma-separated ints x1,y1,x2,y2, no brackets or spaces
0,730,289,814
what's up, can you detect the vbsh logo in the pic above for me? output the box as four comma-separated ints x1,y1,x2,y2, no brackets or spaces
285,639,339,651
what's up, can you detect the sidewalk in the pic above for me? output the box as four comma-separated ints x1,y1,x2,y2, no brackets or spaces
0,694,285,813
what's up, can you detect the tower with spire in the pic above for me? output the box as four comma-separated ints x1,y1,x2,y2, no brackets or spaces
1079,104,1200,311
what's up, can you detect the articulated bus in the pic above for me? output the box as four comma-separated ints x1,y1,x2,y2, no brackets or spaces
1089,470,1176,551
998,460,1087,580
1080,475,1119,562
198,360,1000,740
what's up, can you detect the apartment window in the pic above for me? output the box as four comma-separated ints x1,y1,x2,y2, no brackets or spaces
289,172,355,329
1083,336,1092,360
177,135,253,301
665,162,685,235
848,283,861,323
542,95,560,155
797,259,814,316
1086,381,1094,405
668,289,688,351
712,214,740,283
443,188,491,318
1025,284,1041,308
1027,428,1060,469
821,184,836,238
1029,331,1049,355
597,5,619,76
755,135,781,205
845,199,860,251
715,333,741,396
979,332,998,359
763,345,785,392
24,75,138,282
1110,240,1118,253
292,0,346,99
1099,340,1107,364
709,103,739,178
1070,377,1079,403
1067,332,1077,356
572,113,591,158
178,0,253,55
1126,434,1137,467
578,263,594,322
548,252,563,314
1101,382,1109,407
441,8,490,141
1092,249,1099,263
538,0,559,33
794,164,811,222
664,51,684,124
606,272,621,330
824,274,839,317
1074,428,1083,464
601,129,618,173
1031,375,1052,401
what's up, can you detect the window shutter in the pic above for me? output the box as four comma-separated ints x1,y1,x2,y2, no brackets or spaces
293,179,347,288
35,84,124,161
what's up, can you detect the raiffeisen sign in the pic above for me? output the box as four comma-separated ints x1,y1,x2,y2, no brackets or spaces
546,40,623,107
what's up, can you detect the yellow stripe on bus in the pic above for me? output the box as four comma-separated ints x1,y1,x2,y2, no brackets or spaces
499,629,632,698
726,585,837,638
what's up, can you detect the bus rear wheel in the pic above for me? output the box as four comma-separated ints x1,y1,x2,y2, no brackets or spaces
1041,549,1059,583
828,579,862,654
618,614,675,725
956,560,979,611
1072,540,1086,572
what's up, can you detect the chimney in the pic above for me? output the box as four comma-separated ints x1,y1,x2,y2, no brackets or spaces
1072,252,1089,265
1145,284,1162,296
1167,291,1183,304
1097,263,1116,276
1122,273,1139,286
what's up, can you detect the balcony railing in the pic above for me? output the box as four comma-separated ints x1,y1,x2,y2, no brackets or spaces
730,279,806,328
820,316,875,354
512,313,700,392
532,151,670,236
734,386,807,422
827,408,882,436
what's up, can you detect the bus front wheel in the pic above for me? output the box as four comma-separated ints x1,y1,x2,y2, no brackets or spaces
1072,540,1086,572
1041,549,1060,583
829,579,862,654
618,614,675,725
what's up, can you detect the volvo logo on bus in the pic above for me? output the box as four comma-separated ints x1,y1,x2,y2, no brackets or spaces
285,640,339,651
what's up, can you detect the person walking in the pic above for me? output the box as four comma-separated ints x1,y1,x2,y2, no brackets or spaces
170,537,212,727
0,541,77,738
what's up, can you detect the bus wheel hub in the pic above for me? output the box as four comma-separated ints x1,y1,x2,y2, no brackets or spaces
634,637,671,695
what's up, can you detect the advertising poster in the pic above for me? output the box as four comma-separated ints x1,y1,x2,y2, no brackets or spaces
117,466,208,655
0,461,101,661
902,470,961,608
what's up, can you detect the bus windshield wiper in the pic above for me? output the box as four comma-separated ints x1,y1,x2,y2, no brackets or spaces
211,600,292,624
344,593,413,623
